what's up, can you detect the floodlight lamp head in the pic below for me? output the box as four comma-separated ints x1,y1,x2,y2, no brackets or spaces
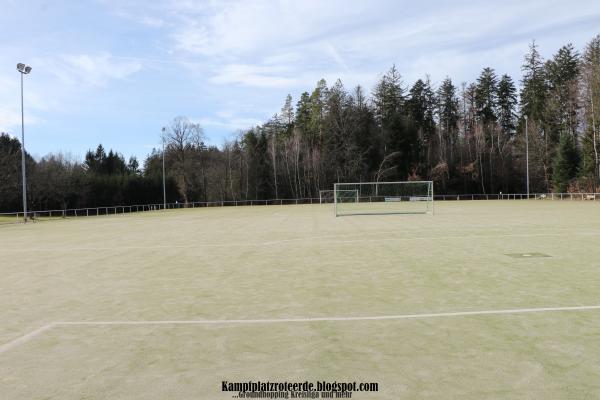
17,63,32,74
524,115,528,121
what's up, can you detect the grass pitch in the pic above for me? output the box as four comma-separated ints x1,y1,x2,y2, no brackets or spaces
1,201,600,399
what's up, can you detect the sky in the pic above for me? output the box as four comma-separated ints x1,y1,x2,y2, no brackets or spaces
1,0,600,162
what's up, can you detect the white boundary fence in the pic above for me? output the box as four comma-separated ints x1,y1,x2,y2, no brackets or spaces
0,198,322,224
434,192,599,201
0,192,598,224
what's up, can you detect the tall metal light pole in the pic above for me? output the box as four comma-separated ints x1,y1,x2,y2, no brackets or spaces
17,63,32,221
161,127,167,210
524,115,530,197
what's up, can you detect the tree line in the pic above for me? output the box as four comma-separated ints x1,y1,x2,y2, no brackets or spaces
1,35,599,212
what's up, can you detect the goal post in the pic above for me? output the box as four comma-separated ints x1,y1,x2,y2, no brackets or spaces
319,190,335,204
321,189,359,204
333,181,434,216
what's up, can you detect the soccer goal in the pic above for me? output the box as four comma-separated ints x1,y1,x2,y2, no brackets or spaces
319,190,335,203
334,181,434,216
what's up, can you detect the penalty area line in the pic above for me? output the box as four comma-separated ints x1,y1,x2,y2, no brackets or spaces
3,305,600,355
55,305,600,326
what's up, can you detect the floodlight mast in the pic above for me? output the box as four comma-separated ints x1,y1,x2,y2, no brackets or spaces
524,115,530,197
161,127,167,211
17,63,31,222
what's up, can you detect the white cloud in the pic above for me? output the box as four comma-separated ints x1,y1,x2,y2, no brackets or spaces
40,53,142,87
99,0,168,28
210,64,298,88
0,51,143,133
138,15,166,28
0,110,42,134
196,115,262,132
159,0,387,88
156,0,600,89
168,0,373,56
0,76,44,133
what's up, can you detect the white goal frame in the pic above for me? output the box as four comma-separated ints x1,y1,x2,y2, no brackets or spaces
321,189,359,204
334,181,434,217
319,190,335,204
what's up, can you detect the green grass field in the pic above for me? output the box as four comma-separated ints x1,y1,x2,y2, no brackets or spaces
1,201,600,399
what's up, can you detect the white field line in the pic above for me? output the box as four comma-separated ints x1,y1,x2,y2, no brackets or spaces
0,323,56,355
1,231,600,252
3,305,600,355
55,305,600,325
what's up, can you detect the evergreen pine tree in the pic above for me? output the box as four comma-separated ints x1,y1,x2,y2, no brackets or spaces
552,134,580,192
497,75,517,136
407,78,436,146
475,67,498,124
545,43,580,141
521,40,547,122
580,35,600,190
437,77,460,164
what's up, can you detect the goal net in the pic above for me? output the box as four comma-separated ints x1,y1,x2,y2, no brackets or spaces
319,190,335,203
334,181,433,216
